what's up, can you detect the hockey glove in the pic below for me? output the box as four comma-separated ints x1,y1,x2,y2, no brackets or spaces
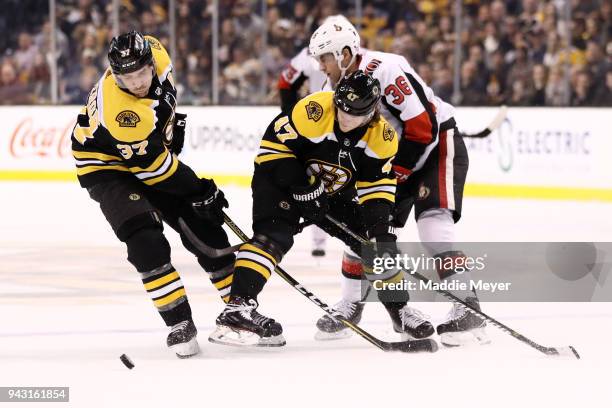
362,224,405,302
169,112,187,155
362,224,399,276
290,179,329,222
366,223,398,250
392,164,412,184
191,180,229,225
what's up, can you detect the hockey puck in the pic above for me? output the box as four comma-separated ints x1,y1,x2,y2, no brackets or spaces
120,354,135,369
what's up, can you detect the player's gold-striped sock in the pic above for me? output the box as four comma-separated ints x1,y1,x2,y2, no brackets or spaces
209,264,234,303
230,243,278,298
140,263,188,312
234,243,277,281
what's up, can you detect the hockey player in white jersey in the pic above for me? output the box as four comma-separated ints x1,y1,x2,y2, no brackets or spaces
308,18,489,347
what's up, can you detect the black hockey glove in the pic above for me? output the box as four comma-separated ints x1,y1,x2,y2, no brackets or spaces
362,223,405,302
366,223,398,252
362,223,399,274
290,179,329,222
191,180,229,225
168,112,186,155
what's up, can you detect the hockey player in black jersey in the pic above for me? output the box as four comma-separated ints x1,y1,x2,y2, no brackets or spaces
71,31,234,358
306,18,491,347
209,70,427,347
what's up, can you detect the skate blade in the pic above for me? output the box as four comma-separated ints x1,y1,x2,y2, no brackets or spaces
314,328,352,341
440,327,491,347
169,338,200,358
208,325,286,347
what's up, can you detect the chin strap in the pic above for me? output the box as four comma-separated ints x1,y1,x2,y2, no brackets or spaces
336,53,358,83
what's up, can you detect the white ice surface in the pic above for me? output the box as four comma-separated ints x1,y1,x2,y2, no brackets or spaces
1,182,611,408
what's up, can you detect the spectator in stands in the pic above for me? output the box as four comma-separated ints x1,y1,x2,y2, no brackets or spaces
0,59,33,104
13,32,39,73
571,70,595,106
592,70,612,105
545,64,568,106
460,60,487,105
65,64,98,104
585,41,607,84
529,64,548,106
432,67,454,102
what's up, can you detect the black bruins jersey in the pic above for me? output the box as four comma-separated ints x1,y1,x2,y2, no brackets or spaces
255,91,398,206
71,36,200,196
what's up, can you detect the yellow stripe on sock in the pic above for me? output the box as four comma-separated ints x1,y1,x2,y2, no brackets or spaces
144,271,180,291
153,288,186,308
213,274,234,289
240,243,277,264
235,259,271,280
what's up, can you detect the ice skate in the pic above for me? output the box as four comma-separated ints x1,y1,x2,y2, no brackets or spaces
167,320,200,358
384,303,435,340
209,296,286,347
315,300,365,340
436,297,491,347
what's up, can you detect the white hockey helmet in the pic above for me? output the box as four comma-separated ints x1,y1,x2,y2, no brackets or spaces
309,17,360,74
322,14,351,26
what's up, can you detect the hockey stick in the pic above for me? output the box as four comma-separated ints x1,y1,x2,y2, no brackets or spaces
460,105,507,138
178,217,313,258
324,214,580,359
178,218,242,257
220,212,437,353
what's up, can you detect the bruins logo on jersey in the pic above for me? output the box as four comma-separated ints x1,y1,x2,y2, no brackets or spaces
306,160,352,194
305,101,323,122
383,123,395,142
148,37,162,50
116,110,141,127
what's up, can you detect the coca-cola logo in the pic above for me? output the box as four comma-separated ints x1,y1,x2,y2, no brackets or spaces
9,117,75,158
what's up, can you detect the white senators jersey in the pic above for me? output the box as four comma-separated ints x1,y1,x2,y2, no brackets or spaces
278,47,328,94
324,50,455,172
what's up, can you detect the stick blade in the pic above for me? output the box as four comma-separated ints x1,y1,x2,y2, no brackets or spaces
487,105,508,131
384,338,438,353
546,345,581,359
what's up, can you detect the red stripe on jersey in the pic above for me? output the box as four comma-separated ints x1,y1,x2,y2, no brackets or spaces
342,257,363,277
278,65,298,90
402,109,434,144
438,130,448,208
277,74,292,90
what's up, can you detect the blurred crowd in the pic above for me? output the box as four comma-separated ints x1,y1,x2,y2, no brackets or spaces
0,0,610,106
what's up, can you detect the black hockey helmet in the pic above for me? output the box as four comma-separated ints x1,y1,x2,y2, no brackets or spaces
334,70,381,116
108,31,153,75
